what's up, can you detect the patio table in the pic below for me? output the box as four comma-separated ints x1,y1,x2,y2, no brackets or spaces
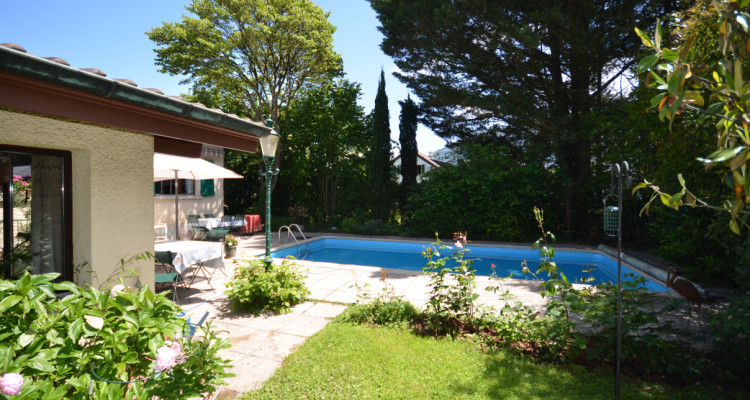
154,240,225,289
240,214,262,233
198,217,247,230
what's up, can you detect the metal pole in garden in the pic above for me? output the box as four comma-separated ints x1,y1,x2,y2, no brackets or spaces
613,161,629,400
258,118,280,271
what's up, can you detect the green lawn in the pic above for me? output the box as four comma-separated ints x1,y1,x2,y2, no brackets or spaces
241,320,727,400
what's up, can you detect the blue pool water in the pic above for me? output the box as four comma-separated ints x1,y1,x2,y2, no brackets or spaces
271,238,667,292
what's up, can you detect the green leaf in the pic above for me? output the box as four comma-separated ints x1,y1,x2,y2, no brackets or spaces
678,173,686,188
634,27,655,48
679,33,697,60
729,149,748,170
637,53,660,73
662,48,678,62
667,69,684,94
67,318,83,341
706,146,744,163
706,102,725,115
649,93,667,109
31,273,60,285
649,70,666,86
729,218,741,234
734,58,744,93
19,331,35,347
737,13,750,33
653,20,663,50
17,273,32,295
0,294,22,312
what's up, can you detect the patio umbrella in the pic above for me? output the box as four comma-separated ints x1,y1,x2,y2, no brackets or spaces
153,153,243,239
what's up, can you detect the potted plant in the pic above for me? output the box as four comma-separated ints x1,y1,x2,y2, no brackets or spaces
224,234,238,258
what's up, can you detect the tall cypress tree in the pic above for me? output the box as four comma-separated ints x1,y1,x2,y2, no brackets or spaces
399,95,418,207
370,70,391,221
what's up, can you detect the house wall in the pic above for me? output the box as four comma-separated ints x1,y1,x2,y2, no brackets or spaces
393,156,436,183
153,146,228,240
0,110,154,288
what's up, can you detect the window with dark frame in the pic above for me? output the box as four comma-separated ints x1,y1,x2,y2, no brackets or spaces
154,179,195,195
1,146,72,281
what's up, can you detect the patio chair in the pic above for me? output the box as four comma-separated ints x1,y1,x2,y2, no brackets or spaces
187,215,208,240
220,214,234,228
205,227,230,242
154,251,183,303
176,310,209,339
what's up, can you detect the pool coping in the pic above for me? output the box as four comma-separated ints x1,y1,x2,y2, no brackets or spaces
260,234,671,289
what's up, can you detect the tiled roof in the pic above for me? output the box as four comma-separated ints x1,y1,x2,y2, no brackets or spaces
0,42,268,138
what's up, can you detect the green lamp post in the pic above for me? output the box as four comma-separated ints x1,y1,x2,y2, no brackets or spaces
259,118,280,270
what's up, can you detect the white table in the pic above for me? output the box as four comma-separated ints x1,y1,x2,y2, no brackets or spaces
198,217,247,230
154,240,225,289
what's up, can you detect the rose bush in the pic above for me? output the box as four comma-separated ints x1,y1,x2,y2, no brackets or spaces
0,272,232,399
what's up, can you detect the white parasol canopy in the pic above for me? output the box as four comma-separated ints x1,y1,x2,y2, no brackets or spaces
154,153,243,182
153,153,243,239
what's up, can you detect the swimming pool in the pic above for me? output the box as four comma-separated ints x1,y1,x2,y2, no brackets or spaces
270,238,668,292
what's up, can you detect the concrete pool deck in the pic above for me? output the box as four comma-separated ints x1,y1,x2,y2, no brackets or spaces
171,233,668,399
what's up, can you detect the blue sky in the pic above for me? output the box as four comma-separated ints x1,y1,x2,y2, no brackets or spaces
0,0,446,153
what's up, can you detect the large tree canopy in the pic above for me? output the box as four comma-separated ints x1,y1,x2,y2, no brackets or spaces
369,0,676,232
282,79,369,219
147,0,342,131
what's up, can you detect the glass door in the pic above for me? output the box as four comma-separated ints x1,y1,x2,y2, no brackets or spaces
1,147,71,280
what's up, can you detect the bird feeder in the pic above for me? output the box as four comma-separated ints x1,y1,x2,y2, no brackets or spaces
604,205,619,237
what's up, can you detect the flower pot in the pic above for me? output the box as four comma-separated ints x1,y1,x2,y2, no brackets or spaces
225,246,237,258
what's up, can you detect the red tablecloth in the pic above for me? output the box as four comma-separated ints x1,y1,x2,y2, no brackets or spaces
241,215,261,233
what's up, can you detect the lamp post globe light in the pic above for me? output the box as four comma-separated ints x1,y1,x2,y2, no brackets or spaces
259,118,280,270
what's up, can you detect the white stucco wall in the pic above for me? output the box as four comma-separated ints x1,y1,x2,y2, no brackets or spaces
393,155,437,183
0,110,154,288
153,146,228,240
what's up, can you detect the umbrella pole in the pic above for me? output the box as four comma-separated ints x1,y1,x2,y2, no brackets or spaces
174,170,179,240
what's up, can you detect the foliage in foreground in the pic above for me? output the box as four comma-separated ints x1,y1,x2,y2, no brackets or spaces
0,272,231,399
344,208,749,394
225,258,309,315
242,321,723,400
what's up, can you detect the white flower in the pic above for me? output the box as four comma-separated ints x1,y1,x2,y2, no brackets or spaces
0,373,23,396
154,345,178,372
110,284,126,297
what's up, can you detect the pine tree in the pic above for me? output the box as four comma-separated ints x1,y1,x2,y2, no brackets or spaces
370,70,392,221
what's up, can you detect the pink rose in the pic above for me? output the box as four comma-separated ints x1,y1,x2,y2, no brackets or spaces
110,284,126,297
0,373,24,396
154,345,178,372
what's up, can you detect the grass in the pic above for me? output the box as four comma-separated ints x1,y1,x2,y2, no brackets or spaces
241,319,728,400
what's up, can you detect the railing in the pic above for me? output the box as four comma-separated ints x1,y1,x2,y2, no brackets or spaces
277,224,310,258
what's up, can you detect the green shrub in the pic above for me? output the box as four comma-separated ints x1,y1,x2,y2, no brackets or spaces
224,258,309,315
341,299,417,329
0,272,231,399
351,219,384,235
344,272,417,329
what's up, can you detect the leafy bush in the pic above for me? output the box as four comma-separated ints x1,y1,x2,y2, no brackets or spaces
351,219,384,235
408,144,557,240
422,237,477,322
0,272,231,399
343,272,418,329
708,293,750,377
225,258,309,315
